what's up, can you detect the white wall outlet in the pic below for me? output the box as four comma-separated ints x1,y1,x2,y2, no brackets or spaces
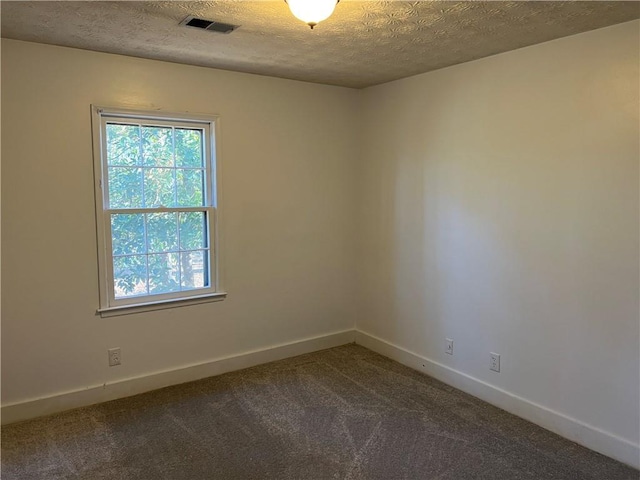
108,347,121,366
490,352,500,372
446,338,454,355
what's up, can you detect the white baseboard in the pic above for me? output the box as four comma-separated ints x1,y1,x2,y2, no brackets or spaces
1,329,356,426
355,330,640,470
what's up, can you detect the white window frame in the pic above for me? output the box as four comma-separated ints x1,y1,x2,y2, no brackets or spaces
91,106,225,316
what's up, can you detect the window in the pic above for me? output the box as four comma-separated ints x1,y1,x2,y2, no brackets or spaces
92,106,224,315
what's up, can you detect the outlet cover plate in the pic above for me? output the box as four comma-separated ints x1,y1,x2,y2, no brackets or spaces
490,352,500,372
108,347,121,366
446,338,454,355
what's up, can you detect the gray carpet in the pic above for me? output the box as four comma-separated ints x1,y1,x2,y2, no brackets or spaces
1,344,638,479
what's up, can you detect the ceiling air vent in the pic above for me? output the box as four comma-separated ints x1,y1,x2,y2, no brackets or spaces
180,16,239,34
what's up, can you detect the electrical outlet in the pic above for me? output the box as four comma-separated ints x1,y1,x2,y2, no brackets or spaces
446,338,454,355
490,352,500,372
108,347,121,367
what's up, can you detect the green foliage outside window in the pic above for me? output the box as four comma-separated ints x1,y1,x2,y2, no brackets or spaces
106,123,209,298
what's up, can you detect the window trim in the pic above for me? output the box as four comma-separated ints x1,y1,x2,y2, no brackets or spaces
91,105,226,316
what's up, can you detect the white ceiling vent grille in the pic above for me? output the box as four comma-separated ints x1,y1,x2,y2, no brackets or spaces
180,16,239,34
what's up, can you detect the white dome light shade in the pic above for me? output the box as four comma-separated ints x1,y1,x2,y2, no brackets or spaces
286,0,339,29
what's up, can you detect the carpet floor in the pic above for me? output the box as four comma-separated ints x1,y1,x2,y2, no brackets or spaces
1,344,638,479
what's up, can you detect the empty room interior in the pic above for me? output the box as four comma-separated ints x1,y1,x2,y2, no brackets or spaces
1,1,639,478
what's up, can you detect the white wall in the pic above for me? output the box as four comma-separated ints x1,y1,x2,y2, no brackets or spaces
358,18,639,453
1,40,360,406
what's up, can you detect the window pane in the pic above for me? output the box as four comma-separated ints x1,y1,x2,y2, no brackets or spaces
177,169,204,207
107,124,140,166
113,255,148,298
108,167,143,208
144,168,175,208
146,213,178,253
175,128,203,168
111,214,145,255
142,126,174,167
181,251,207,290
148,253,180,294
179,212,207,250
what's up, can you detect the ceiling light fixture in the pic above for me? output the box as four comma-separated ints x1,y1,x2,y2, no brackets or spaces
285,0,339,29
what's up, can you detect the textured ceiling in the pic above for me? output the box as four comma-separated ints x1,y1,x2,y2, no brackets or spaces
1,1,639,88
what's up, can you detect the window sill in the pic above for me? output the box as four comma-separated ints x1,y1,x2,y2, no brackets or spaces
97,292,227,318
